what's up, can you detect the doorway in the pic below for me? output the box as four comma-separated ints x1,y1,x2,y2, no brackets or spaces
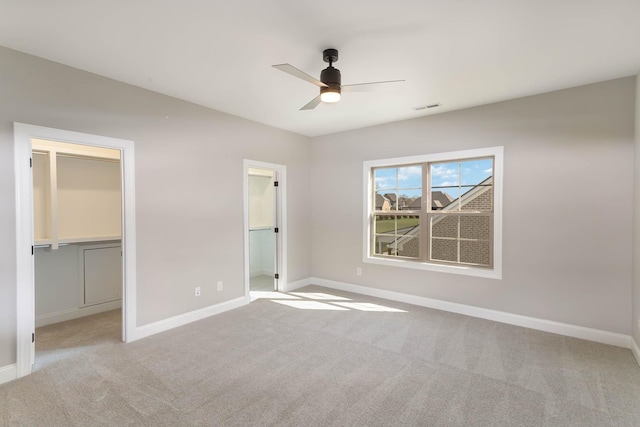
14,123,138,379
248,168,277,291
32,139,123,368
243,160,286,301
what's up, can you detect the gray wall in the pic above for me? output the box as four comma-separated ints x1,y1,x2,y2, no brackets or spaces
634,72,640,348
0,47,312,367
1,46,637,370
311,77,636,335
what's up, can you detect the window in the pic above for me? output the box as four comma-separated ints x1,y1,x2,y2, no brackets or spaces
363,147,503,279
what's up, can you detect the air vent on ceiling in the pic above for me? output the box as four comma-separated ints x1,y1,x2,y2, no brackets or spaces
414,103,441,111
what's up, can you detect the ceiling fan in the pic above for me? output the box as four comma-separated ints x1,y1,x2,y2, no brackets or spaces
272,48,404,110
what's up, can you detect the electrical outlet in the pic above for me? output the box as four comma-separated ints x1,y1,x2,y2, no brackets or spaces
195,287,201,297
356,267,362,276
217,281,223,291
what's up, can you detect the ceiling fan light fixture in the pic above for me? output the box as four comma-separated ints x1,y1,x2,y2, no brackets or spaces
272,48,404,110
320,86,341,103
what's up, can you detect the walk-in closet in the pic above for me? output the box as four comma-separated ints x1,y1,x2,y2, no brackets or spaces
32,139,123,336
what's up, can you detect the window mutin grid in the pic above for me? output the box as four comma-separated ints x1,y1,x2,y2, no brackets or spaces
371,156,494,268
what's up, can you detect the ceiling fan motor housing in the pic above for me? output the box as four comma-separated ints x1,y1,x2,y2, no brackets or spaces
320,66,341,88
321,48,341,92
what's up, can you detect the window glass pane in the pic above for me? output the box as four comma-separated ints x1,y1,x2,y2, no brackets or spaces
397,215,420,258
460,216,491,241
397,215,420,235
460,185,493,211
431,160,459,210
430,189,457,210
374,166,422,211
374,215,396,234
397,189,421,210
375,191,395,211
460,241,491,266
374,214,420,258
396,236,420,258
374,168,396,190
431,238,457,262
374,235,396,256
431,214,458,239
460,158,493,186
397,165,422,190
430,162,459,188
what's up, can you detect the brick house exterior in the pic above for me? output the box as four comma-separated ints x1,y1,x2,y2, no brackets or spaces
395,177,493,265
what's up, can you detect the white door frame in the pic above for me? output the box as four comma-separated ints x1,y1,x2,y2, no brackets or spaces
243,159,287,302
13,123,138,379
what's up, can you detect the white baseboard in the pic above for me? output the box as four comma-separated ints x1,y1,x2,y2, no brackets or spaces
0,363,17,385
132,296,246,341
36,300,122,327
632,337,640,366
282,277,313,293
309,277,632,349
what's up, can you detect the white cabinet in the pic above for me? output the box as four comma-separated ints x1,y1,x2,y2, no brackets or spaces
35,243,122,326
82,245,122,305
35,245,81,317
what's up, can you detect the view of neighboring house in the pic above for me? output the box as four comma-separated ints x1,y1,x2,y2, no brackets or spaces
377,191,453,212
375,193,391,211
383,193,397,209
379,177,493,265
401,191,454,211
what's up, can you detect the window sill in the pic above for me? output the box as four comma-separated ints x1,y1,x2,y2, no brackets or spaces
363,255,502,280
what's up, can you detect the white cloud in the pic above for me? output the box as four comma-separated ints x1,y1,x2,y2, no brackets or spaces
483,168,492,174
431,165,458,179
439,181,459,187
374,176,390,189
397,165,421,181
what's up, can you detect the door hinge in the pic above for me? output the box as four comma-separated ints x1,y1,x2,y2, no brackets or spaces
32,333,35,343
274,227,279,233
31,245,34,255
275,273,279,280
30,157,32,168
274,181,279,187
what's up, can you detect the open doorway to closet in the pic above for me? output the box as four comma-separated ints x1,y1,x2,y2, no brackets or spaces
14,123,137,380
32,139,123,369
243,160,287,301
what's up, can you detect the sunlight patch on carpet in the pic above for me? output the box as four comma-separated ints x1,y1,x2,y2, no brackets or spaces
272,300,349,310
332,302,407,312
289,292,352,301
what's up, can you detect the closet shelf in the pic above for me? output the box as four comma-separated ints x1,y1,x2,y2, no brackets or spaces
33,140,122,251
35,236,121,247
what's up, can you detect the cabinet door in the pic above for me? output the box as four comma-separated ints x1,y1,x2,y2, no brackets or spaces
84,246,122,305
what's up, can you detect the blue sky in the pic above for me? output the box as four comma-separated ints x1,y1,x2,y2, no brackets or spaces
374,158,493,200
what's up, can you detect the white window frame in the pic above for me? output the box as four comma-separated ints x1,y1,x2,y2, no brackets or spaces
363,146,503,280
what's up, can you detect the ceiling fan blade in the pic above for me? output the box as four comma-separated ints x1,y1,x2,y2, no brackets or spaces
342,79,405,92
300,95,322,110
272,64,328,88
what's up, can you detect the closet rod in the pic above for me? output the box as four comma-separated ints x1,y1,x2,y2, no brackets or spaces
32,150,120,163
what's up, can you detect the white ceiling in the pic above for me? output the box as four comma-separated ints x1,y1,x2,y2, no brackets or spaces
1,0,639,137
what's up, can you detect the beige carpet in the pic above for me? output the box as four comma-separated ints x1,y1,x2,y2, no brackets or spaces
1,285,640,426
